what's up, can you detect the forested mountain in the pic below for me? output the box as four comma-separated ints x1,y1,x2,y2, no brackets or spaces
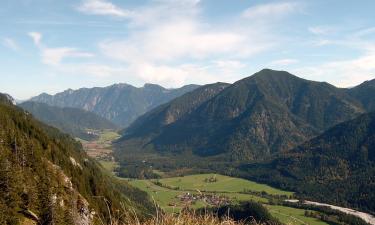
122,82,230,138
0,94,153,225
19,101,117,141
239,111,375,214
118,69,366,161
347,79,375,111
30,83,199,127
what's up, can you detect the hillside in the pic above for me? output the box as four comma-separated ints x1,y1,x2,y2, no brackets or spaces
30,83,199,127
0,94,153,225
347,79,375,111
239,111,375,214
117,69,365,163
19,101,117,141
122,82,230,138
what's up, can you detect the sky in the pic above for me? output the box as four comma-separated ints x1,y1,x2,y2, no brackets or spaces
1,0,375,99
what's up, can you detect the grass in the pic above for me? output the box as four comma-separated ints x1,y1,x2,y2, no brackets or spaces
99,160,119,173
97,130,120,145
266,205,329,225
106,210,254,225
158,174,293,196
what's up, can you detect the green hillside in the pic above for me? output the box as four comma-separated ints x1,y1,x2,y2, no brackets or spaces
0,96,153,225
239,111,375,214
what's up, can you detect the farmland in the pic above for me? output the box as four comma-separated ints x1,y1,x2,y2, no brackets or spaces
125,174,328,225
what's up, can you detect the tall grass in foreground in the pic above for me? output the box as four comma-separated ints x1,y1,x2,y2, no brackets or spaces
99,205,271,225
102,210,259,225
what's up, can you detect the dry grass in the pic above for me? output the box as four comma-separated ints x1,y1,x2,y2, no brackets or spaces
105,210,251,225
98,202,255,225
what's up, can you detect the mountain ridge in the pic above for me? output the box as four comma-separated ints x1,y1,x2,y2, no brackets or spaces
30,83,200,127
118,69,367,161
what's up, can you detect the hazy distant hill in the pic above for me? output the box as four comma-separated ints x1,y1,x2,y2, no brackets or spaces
30,83,199,127
240,111,375,214
0,93,153,225
119,69,365,161
19,101,117,140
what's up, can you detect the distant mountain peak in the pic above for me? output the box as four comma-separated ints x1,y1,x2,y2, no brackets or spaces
143,83,165,89
252,68,300,80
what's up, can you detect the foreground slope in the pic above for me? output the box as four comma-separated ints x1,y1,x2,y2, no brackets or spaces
0,95,152,225
118,69,364,161
240,112,375,214
30,83,199,127
19,101,117,140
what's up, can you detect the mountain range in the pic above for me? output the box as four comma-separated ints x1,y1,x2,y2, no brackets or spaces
30,83,199,127
19,101,117,141
118,69,371,161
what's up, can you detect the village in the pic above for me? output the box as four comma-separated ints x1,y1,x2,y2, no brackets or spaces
175,192,231,207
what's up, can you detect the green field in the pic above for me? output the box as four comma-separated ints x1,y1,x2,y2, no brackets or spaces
126,174,328,225
267,205,329,225
99,160,119,172
158,173,293,196
127,178,268,213
96,130,120,145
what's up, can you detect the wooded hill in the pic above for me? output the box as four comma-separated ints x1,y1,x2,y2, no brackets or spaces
239,111,375,214
0,94,153,225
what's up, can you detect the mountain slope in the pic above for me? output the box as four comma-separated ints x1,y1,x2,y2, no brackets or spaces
30,83,199,127
239,111,375,214
118,69,364,161
19,101,117,140
0,94,153,225
347,78,375,111
122,82,230,138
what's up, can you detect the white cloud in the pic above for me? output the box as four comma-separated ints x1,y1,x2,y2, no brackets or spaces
41,47,94,66
93,1,299,86
242,2,300,20
73,0,299,85
28,32,94,66
99,20,246,63
2,38,19,51
28,32,42,46
54,63,126,78
294,53,375,87
77,0,132,18
308,26,336,35
271,58,298,66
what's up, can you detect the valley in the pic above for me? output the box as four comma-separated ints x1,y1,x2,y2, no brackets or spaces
83,130,330,225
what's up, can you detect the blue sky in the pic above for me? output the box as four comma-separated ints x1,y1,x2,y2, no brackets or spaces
1,0,375,99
